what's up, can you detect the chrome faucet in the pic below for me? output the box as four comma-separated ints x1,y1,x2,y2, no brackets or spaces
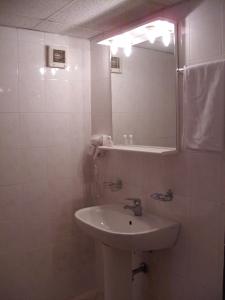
124,198,142,216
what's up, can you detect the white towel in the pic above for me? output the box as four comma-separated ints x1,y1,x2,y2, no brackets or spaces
183,60,225,152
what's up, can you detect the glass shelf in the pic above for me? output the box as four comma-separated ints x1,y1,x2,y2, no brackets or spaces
98,145,177,155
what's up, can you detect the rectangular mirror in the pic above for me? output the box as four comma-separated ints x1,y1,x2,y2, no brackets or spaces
102,20,178,150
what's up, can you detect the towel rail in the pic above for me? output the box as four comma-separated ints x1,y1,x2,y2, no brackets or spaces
176,67,185,73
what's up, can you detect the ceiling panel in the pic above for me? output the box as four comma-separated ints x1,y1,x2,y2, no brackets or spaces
64,26,103,38
49,0,129,26
34,20,70,33
78,0,163,33
35,20,102,38
0,13,40,29
0,0,73,19
0,0,186,38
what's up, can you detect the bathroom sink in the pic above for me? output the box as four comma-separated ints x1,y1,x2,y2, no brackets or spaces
75,204,180,251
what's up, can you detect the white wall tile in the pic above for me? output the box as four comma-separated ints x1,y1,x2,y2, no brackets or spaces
187,151,223,202
0,25,91,300
0,75,18,112
0,250,27,299
21,218,53,250
45,79,70,112
20,113,51,147
0,220,25,253
0,113,21,148
91,41,111,80
18,28,44,44
0,185,23,221
44,32,69,46
22,247,53,299
46,144,74,179
69,112,85,140
69,80,84,112
68,47,83,78
0,38,18,112
22,147,48,182
91,78,112,135
21,180,50,222
48,113,71,146
45,66,68,81
83,80,91,113
162,153,189,197
0,148,25,185
188,199,224,291
19,75,45,113
18,41,45,69
0,25,17,40
187,0,223,64
68,36,89,49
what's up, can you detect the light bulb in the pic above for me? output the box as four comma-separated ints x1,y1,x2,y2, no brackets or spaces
162,31,171,47
111,44,118,55
124,44,132,57
147,30,156,44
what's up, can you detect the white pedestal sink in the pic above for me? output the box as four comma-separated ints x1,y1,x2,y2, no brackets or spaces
75,204,180,300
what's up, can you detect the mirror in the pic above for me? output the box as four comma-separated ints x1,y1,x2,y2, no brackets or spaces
104,20,177,148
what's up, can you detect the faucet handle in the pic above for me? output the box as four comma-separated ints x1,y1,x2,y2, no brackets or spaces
125,198,141,206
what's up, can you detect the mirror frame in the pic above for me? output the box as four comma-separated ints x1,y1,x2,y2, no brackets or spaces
97,16,180,154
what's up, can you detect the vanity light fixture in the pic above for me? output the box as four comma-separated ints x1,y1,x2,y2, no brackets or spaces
98,19,174,56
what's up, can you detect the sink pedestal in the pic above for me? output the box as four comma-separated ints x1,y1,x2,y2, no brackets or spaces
75,204,180,299
103,244,132,300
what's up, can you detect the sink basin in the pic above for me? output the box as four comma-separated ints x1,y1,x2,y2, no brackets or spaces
75,204,180,251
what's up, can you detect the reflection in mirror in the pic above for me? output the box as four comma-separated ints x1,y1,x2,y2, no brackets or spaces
99,20,177,148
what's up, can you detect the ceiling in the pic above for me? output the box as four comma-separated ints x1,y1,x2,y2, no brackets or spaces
0,0,184,39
